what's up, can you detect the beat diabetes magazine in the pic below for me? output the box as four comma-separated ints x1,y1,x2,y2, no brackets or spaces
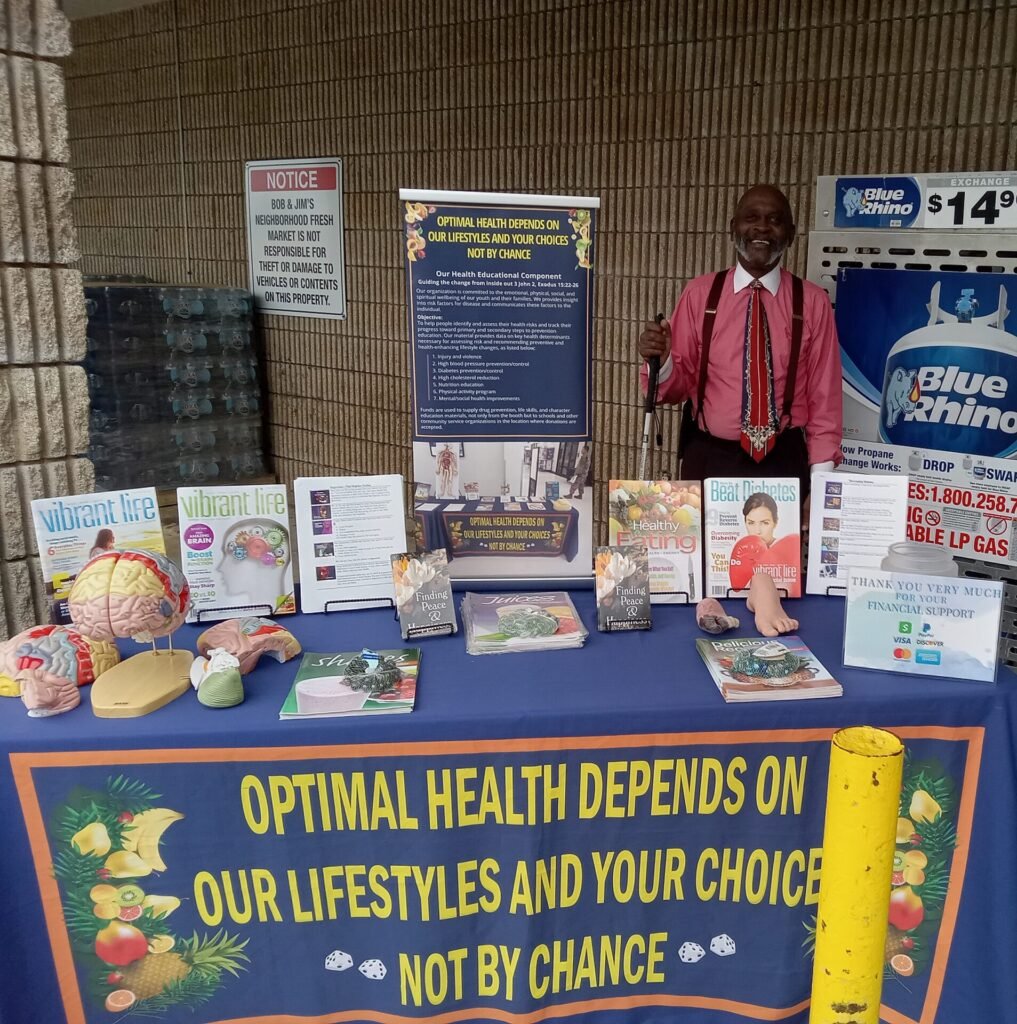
704,477,801,598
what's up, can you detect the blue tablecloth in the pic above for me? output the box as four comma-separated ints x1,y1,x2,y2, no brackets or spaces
1,594,1014,1024
415,498,581,561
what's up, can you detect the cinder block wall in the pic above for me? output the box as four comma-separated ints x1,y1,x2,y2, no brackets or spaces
65,2,1017,546
1,1,92,639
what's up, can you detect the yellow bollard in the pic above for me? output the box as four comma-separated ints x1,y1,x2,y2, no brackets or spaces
809,726,904,1024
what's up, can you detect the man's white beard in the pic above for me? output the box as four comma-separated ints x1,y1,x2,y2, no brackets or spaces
734,235,786,269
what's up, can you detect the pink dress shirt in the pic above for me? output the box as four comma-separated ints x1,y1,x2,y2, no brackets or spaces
641,265,844,467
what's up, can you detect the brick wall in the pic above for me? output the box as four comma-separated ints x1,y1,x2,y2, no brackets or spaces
1,1,91,638
65,1,1017,547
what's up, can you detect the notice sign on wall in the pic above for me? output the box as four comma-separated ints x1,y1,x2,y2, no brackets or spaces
244,158,347,319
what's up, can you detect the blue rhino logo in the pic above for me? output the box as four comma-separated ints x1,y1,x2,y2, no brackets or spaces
885,367,919,428
842,187,864,218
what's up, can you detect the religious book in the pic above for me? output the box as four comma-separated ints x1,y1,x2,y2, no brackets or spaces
391,549,457,639
177,484,296,622
609,480,702,603
696,636,842,702
595,544,651,631
704,477,801,599
293,475,406,613
31,487,165,624
461,591,588,654
280,648,420,719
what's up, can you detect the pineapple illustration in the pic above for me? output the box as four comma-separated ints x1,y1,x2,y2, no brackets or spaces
119,931,249,1004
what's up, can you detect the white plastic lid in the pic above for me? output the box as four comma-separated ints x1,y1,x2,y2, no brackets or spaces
880,541,959,577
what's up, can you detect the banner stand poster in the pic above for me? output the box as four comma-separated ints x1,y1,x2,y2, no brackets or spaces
400,189,598,586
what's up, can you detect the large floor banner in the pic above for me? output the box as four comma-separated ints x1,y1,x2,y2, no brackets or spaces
400,189,597,582
13,728,979,1024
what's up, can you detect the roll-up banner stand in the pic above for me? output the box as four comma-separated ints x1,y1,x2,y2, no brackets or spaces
400,189,598,589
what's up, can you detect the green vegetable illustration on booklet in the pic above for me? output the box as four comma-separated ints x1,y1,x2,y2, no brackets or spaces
494,606,560,638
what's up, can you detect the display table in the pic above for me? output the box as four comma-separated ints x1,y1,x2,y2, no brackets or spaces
1,594,1014,1024
415,498,581,561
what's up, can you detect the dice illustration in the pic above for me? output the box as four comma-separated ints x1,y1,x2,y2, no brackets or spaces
324,949,353,972
359,958,387,980
710,933,736,957
677,941,706,963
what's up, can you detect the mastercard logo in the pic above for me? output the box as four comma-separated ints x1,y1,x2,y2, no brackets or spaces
893,648,912,660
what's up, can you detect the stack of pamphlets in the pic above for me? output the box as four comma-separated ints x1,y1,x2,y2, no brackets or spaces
280,649,420,719
696,636,842,702
462,592,588,654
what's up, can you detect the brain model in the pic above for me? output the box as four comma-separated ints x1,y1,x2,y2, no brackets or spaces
196,616,301,674
69,549,191,642
0,625,120,717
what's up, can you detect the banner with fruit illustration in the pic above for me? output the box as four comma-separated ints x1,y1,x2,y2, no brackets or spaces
402,188,597,583
12,727,979,1024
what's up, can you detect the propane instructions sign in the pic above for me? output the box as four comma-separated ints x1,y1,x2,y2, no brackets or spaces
840,440,1017,564
245,158,347,319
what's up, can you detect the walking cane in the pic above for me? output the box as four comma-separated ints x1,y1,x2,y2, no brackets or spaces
638,314,665,479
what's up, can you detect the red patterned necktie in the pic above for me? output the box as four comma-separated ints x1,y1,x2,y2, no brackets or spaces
740,280,778,461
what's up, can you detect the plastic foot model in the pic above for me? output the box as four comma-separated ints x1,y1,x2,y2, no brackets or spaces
746,571,799,637
695,598,740,635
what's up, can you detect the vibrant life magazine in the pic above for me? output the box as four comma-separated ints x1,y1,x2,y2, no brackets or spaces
696,635,842,702
462,591,588,654
608,480,702,603
177,484,296,622
705,477,801,598
31,487,165,624
280,649,419,719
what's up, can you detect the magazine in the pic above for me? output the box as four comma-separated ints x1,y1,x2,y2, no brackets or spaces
177,484,296,622
462,591,588,654
31,488,165,624
280,649,420,719
293,475,406,613
705,477,801,598
609,480,702,603
595,544,651,631
696,635,842,702
392,549,457,639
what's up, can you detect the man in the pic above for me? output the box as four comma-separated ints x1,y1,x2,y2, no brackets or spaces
637,185,843,494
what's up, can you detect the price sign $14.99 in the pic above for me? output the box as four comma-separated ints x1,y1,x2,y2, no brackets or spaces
926,182,1017,229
